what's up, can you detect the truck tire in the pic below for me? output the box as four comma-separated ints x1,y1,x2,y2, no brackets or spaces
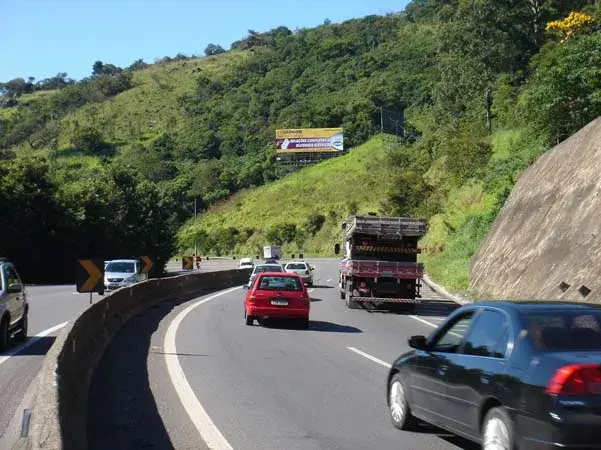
345,283,359,309
340,279,346,299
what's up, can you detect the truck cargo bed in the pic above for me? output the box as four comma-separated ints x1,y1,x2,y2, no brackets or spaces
344,215,427,239
341,259,424,279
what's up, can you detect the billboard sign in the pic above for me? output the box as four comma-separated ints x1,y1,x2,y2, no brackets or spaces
275,128,343,153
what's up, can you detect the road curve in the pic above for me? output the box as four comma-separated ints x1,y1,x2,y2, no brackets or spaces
88,259,476,450
0,260,241,448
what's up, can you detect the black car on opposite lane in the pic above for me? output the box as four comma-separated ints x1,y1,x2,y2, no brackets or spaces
387,301,601,450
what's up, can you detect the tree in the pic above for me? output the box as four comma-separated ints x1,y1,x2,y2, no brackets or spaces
0,78,34,98
204,44,226,56
520,33,601,143
70,126,113,155
127,59,149,71
92,61,123,77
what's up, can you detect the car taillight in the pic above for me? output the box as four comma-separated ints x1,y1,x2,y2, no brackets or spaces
546,364,601,395
360,282,367,288
248,294,257,304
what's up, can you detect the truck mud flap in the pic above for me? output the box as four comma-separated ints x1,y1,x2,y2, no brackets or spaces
355,297,421,304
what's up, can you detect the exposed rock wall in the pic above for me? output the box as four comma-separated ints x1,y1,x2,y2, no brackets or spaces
470,118,601,302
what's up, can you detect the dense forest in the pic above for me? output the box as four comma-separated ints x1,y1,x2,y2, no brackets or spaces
2,0,601,284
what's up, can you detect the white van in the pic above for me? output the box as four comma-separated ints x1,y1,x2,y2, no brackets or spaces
238,258,254,269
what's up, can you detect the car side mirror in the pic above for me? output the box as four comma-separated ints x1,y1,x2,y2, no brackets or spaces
408,335,427,350
7,283,22,294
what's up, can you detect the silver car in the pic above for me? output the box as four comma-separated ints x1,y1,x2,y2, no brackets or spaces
104,259,148,291
0,258,28,350
247,264,284,287
284,261,314,286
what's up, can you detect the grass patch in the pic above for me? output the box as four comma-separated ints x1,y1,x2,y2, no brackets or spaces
419,127,549,293
178,135,398,255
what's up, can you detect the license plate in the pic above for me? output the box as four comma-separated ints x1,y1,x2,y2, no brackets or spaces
271,299,288,306
109,284,120,289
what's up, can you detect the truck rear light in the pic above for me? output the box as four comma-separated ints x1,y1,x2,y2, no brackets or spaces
359,282,367,288
546,364,601,395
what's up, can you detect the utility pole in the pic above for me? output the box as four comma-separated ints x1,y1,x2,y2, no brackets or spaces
194,198,198,259
380,106,384,134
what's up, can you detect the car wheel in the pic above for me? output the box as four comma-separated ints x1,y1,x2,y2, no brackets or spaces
482,407,515,450
0,316,9,352
15,312,27,342
389,373,417,430
245,310,254,326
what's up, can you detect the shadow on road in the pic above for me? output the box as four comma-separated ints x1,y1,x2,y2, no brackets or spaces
358,299,459,318
0,336,57,358
310,297,323,302
411,423,479,449
311,285,334,289
17,336,57,356
309,320,362,333
260,319,362,333
87,301,177,450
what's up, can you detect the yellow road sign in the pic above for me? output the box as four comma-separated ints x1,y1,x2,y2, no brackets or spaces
140,256,154,274
76,259,104,293
182,256,193,270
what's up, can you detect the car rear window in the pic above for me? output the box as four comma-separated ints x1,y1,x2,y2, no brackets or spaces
524,310,601,351
286,263,307,270
258,276,302,291
254,265,283,273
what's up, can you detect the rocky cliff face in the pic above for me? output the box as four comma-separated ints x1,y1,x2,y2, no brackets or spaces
470,118,601,302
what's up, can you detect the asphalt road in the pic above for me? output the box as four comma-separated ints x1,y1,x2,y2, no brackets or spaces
88,259,475,450
0,284,93,448
0,260,242,449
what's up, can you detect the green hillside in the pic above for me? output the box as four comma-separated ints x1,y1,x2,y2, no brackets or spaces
178,136,398,256
2,1,601,288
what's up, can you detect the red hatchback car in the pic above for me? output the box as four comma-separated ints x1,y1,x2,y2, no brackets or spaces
244,272,310,328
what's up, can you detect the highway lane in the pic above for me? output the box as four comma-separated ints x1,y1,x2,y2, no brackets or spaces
0,260,242,448
0,284,93,448
88,259,472,450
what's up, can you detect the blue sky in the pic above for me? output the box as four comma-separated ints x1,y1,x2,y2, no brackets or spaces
2,0,410,83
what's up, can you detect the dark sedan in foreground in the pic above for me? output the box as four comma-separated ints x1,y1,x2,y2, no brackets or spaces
387,301,601,450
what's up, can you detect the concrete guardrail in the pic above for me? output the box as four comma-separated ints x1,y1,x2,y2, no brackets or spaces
18,268,250,450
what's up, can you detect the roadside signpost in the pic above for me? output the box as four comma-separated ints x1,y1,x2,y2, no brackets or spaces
76,259,104,304
182,256,193,270
140,255,154,275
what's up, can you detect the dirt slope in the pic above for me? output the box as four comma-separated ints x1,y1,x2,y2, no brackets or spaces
470,117,601,302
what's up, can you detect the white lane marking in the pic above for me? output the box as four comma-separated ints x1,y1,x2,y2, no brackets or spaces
0,321,68,367
164,287,240,450
409,315,439,329
326,279,332,282
347,347,392,369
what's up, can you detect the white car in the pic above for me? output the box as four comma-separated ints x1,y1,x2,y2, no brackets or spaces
104,259,147,291
238,258,254,270
284,261,314,286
